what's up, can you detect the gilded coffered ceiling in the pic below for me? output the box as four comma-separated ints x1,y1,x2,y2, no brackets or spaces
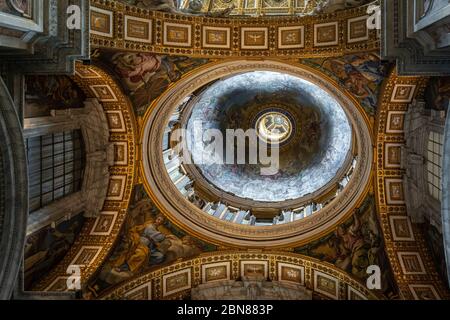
90,0,379,59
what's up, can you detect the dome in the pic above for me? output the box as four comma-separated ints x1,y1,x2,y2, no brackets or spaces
184,71,352,202
142,60,373,246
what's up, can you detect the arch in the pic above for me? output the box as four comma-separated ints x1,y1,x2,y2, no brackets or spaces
374,69,449,299
31,63,137,292
99,251,384,300
25,98,114,235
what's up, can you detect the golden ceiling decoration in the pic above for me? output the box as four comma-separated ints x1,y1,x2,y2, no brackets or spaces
98,251,383,300
90,0,378,59
374,69,450,299
27,2,450,298
32,63,137,292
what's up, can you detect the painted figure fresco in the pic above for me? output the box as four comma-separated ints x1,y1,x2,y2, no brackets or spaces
98,50,387,117
97,50,210,115
295,195,398,298
86,185,216,297
301,52,388,116
24,214,85,290
112,214,167,273
423,221,449,286
111,52,162,93
425,76,450,111
24,75,86,117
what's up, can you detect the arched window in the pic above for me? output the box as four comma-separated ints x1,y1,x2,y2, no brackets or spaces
427,131,444,201
27,130,85,212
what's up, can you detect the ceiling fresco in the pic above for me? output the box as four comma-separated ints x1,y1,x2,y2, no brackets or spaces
1,0,450,305
94,50,387,121
21,54,449,300
85,192,394,300
185,70,352,202
24,214,85,290
295,195,397,298
300,51,388,116
24,75,86,118
20,53,380,296
84,184,217,298
95,50,211,115
83,190,394,299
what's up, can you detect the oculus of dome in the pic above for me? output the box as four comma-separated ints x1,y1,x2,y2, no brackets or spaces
254,109,295,146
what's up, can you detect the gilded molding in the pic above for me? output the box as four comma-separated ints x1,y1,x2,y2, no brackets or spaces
141,59,374,248
374,69,450,299
99,251,383,300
